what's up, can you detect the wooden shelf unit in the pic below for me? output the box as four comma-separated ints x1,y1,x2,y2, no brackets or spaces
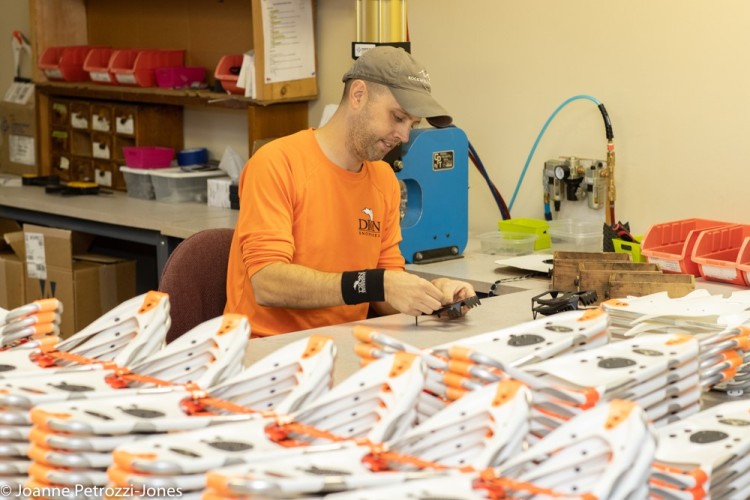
29,0,316,166
38,93,184,189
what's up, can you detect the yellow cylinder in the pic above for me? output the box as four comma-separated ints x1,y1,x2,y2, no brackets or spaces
356,0,407,43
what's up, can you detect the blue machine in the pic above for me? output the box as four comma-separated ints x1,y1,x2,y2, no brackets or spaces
393,127,469,264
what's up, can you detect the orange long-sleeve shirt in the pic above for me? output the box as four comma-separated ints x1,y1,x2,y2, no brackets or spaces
225,129,406,337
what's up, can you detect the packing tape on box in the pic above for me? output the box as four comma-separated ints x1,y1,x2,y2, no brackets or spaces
177,147,209,166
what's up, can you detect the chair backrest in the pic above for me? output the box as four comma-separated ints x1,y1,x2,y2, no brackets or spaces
158,228,234,343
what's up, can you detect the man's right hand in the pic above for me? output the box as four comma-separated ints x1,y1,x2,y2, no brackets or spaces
383,270,444,316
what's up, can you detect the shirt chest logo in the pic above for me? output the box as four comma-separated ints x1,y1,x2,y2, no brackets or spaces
358,207,381,237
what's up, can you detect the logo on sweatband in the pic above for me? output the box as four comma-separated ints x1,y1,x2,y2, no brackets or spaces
341,269,385,305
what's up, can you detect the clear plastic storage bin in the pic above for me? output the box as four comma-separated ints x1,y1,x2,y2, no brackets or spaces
498,218,550,250
479,231,537,256
150,169,226,203
119,166,155,200
548,219,603,252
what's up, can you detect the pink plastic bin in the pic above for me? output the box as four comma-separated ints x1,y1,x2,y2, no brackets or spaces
214,55,244,94
123,147,175,169
39,46,98,82
641,218,733,275
155,67,206,89
83,48,115,84
692,225,750,286
111,49,185,87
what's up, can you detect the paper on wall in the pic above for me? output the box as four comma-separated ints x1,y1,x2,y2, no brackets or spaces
261,0,316,84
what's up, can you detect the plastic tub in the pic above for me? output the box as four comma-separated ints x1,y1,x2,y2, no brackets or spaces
150,169,227,203
111,49,185,87
479,231,537,256
548,219,603,253
38,46,97,82
214,55,244,94
123,147,175,169
155,67,206,89
83,48,115,84
692,224,750,285
120,166,155,200
641,218,732,275
498,218,550,250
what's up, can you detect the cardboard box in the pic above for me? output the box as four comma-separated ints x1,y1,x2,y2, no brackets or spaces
0,219,24,310
9,224,136,337
0,100,37,176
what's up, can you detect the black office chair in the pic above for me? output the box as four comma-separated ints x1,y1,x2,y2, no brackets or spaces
158,228,234,343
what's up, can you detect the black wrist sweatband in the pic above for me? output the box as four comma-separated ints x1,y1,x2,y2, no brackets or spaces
341,269,385,305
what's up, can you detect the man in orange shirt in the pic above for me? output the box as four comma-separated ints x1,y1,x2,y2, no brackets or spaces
225,46,475,337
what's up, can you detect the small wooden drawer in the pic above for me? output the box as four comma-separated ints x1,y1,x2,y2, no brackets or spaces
114,105,137,135
50,100,69,127
70,130,92,157
69,102,90,130
91,133,112,160
91,105,112,132
94,160,126,190
50,129,69,153
51,154,71,181
70,157,95,183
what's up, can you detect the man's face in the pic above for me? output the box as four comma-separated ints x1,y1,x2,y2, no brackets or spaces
348,85,421,162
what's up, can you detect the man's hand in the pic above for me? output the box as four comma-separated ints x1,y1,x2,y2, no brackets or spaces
430,277,475,305
379,272,477,317
382,271,444,316
430,277,477,318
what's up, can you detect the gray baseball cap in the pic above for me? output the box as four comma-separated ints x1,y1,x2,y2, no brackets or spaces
342,46,452,128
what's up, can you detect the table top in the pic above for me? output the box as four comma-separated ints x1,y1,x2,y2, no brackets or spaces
0,182,238,239
244,289,545,385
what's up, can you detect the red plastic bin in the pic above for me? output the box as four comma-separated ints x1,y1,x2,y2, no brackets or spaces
734,230,750,287
123,147,175,169
111,49,185,87
38,46,98,82
641,218,733,275
214,55,244,95
691,225,750,285
83,48,115,84
155,67,206,89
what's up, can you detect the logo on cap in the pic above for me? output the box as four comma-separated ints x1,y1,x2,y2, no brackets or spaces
407,69,431,89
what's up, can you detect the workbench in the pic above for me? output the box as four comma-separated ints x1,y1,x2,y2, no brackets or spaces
243,283,747,409
0,181,237,282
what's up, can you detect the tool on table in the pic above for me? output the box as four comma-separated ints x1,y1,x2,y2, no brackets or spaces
415,295,481,325
530,290,598,319
45,181,105,196
433,295,481,319
385,127,469,264
21,174,60,187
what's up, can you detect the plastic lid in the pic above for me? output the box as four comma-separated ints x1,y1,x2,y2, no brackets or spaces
149,168,226,178
119,166,151,175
